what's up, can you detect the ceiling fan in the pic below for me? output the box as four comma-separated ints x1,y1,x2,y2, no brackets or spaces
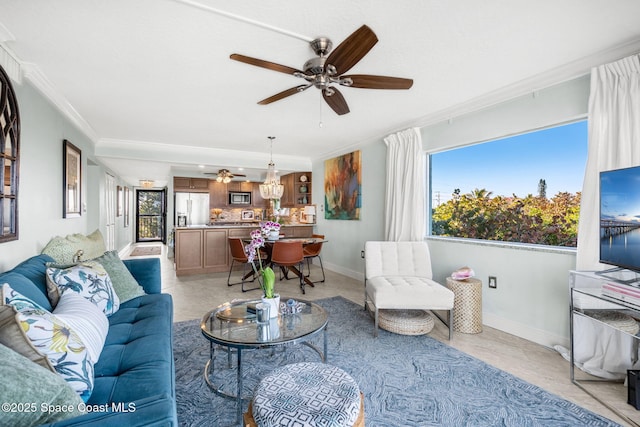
230,25,413,115
204,169,246,183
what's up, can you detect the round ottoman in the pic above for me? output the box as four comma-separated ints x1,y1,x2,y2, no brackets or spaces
245,362,364,427
378,309,434,335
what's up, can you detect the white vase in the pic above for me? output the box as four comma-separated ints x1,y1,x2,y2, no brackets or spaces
269,230,280,240
261,294,280,318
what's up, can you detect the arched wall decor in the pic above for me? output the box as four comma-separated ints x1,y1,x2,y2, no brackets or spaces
0,63,20,242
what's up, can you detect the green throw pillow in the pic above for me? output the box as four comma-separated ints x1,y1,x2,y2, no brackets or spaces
91,251,146,303
41,229,106,264
0,343,84,427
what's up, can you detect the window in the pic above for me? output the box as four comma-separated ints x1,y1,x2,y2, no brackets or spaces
0,64,19,243
430,120,587,247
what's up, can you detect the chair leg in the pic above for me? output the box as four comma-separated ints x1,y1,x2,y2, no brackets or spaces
304,256,325,283
448,307,454,340
374,307,379,338
299,261,305,294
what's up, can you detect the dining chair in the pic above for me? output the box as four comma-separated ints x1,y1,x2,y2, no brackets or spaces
303,234,325,283
227,237,261,292
270,240,306,293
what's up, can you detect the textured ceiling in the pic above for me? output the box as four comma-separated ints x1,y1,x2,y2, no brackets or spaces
1,0,640,186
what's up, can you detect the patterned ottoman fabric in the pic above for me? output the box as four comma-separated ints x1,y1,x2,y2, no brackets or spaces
252,362,361,427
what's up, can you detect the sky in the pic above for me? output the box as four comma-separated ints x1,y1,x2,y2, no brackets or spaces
430,121,588,205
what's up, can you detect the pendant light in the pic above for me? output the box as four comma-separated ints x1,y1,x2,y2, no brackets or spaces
259,136,284,199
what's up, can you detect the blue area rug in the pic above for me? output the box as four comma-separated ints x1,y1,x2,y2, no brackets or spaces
173,296,619,426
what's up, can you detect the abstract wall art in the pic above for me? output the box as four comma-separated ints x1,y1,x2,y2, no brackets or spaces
324,150,361,220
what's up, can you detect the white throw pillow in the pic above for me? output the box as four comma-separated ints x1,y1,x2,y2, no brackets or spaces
1,284,95,401
53,291,108,363
46,263,120,316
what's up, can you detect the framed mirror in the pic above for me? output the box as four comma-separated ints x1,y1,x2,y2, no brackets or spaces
0,64,20,242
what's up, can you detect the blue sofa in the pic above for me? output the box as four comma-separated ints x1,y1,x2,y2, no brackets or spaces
0,254,177,426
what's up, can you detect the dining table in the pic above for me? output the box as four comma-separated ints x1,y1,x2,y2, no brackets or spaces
244,236,327,289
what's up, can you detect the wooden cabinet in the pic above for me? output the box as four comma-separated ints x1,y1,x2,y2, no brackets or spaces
280,225,313,238
209,181,227,207
281,172,312,207
280,173,295,207
227,181,253,192
203,229,229,269
175,225,312,276
174,177,210,192
252,182,269,209
175,229,204,274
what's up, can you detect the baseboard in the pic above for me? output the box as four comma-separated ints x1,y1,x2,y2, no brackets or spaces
483,312,570,349
118,243,132,259
323,260,363,282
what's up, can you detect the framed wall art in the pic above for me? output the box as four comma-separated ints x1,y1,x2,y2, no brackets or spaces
63,140,81,218
324,150,361,220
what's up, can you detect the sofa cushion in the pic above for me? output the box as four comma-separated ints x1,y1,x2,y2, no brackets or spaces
0,343,84,427
41,229,107,264
91,251,146,303
90,293,174,405
54,291,109,363
46,263,120,316
0,254,56,311
367,276,455,310
1,283,95,401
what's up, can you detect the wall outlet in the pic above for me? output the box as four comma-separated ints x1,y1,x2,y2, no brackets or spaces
488,276,497,289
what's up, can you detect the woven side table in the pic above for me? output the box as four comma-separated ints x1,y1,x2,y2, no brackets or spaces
446,277,483,334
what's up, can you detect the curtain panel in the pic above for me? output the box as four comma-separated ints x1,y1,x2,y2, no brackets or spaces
383,128,425,241
576,54,640,269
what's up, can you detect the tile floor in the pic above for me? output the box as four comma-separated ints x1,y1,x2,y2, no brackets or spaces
126,244,639,427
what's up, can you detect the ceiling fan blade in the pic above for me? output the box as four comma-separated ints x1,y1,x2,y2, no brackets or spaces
323,87,350,115
258,85,309,105
342,74,413,90
326,25,378,75
232,174,247,177
230,53,303,75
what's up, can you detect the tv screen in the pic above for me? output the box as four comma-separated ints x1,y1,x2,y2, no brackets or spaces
600,165,640,272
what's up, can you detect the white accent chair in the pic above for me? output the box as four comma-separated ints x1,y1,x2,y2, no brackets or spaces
364,241,455,339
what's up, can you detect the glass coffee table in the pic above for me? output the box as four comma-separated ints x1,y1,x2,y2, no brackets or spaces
200,297,328,422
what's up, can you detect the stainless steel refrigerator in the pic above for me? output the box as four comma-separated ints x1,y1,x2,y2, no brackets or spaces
175,193,210,226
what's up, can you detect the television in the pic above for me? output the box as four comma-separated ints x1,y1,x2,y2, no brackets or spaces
599,165,640,276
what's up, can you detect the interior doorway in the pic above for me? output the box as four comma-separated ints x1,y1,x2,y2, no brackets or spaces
136,189,167,243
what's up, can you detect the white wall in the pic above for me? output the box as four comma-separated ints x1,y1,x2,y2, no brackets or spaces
314,76,589,348
0,75,131,271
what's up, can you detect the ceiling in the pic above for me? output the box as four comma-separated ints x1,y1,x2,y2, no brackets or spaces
1,0,640,187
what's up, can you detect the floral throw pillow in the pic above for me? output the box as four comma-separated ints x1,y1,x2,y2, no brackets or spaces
2,283,95,401
46,263,120,316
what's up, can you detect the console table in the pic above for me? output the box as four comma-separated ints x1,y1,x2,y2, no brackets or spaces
570,270,640,427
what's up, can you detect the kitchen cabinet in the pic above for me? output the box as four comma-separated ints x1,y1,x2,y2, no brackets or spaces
209,181,227,207
252,182,269,209
227,181,253,192
175,229,204,274
203,229,229,269
281,172,312,207
280,173,295,207
174,177,210,192
174,225,314,275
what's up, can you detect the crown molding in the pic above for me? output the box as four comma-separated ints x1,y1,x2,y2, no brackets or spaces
95,138,311,171
0,45,21,84
408,37,640,130
21,63,98,142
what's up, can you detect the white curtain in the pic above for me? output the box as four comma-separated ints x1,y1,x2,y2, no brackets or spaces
383,128,425,241
576,54,640,270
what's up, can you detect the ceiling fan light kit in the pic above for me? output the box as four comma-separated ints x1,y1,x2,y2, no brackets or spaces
230,25,413,116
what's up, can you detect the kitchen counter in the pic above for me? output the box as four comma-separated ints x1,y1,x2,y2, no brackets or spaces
173,224,315,275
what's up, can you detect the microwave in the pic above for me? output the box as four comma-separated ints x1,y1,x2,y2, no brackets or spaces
229,191,252,205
